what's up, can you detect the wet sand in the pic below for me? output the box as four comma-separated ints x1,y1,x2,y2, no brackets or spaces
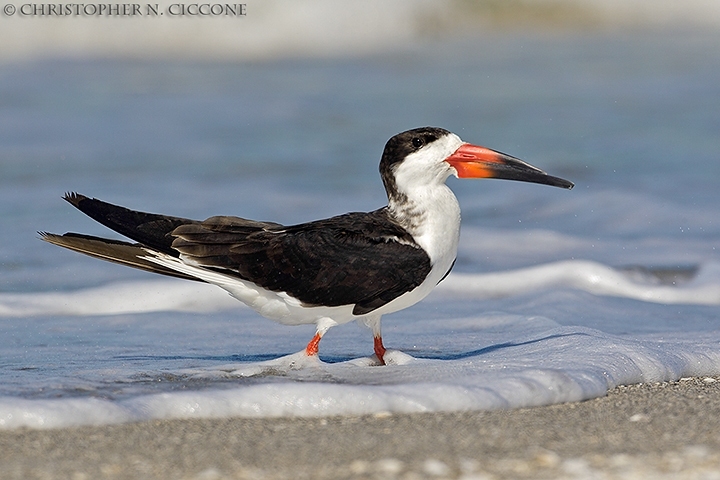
2,377,720,479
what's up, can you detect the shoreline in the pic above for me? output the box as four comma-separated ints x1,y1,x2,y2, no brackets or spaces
3,377,720,479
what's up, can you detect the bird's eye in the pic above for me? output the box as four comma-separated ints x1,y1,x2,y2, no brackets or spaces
412,137,424,149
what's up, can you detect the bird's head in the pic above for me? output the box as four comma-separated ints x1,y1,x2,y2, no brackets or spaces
380,127,573,202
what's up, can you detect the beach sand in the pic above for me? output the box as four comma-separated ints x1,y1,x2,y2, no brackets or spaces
2,377,720,479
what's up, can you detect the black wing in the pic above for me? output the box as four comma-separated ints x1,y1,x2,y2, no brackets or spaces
171,209,432,315
46,193,432,315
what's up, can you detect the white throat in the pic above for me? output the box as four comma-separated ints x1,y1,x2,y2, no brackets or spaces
387,133,464,268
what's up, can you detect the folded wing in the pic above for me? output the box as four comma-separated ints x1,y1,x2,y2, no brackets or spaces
172,210,432,315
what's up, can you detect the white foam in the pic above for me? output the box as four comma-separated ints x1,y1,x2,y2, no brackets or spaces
2,260,720,430
3,315,720,429
438,260,720,306
0,280,238,317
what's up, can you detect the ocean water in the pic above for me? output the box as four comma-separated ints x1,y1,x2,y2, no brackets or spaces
2,30,720,429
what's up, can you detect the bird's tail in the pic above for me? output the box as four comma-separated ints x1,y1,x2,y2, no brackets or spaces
39,231,203,282
61,192,198,255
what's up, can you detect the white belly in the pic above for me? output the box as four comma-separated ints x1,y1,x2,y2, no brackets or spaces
143,239,457,326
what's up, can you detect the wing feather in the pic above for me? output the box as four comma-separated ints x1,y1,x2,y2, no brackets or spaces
172,209,432,314
39,232,202,282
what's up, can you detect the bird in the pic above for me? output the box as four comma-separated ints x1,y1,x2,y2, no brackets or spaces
41,127,573,365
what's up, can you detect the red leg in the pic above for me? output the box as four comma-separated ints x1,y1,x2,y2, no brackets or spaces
305,333,322,357
374,335,386,365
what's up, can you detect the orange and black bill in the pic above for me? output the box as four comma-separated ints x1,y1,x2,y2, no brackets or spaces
445,143,574,190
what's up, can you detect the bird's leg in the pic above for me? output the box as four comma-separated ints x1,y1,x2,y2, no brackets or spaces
374,336,386,366
305,333,322,357
305,317,337,358
360,314,386,365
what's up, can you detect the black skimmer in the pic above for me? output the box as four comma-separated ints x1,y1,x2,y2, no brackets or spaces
41,127,573,365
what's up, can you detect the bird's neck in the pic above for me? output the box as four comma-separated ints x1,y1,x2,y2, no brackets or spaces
387,183,461,266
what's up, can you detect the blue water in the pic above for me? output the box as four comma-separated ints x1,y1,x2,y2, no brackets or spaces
2,31,720,428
